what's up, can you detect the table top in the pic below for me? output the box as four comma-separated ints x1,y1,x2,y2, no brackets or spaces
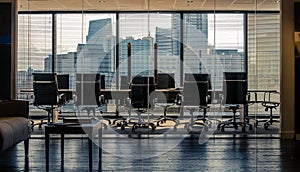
45,120,102,134
248,89,278,93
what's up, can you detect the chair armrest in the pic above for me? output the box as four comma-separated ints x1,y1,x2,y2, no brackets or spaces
58,93,66,105
175,94,182,105
0,100,29,118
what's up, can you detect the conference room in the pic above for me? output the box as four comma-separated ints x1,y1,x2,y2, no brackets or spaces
0,0,299,171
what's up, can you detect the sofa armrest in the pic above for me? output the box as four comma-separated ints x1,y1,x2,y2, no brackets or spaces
0,100,29,118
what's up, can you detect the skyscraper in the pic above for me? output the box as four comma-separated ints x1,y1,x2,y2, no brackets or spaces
77,18,115,87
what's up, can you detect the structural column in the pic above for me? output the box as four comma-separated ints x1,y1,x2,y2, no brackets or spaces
281,0,295,139
0,0,17,100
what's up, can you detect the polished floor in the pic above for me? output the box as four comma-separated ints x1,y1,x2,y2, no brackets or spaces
0,108,285,171
1,135,300,171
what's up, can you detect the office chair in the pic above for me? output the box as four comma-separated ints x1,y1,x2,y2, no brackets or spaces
121,76,156,132
57,74,73,102
57,74,69,90
218,72,253,132
244,91,257,124
111,75,130,126
254,91,280,129
75,73,106,117
177,73,210,132
155,73,180,128
32,73,65,129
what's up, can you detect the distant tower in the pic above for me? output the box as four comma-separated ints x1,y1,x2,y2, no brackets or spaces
76,18,115,87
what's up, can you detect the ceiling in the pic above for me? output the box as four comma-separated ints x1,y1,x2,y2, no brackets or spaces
18,0,280,12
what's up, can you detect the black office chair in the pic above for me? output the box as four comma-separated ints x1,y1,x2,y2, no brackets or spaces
121,76,156,132
155,73,180,128
177,73,210,132
254,91,280,129
105,75,129,126
57,74,69,90
218,72,253,132
75,73,106,117
57,74,73,103
32,73,65,129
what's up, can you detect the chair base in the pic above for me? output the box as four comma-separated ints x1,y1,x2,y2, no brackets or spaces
254,118,280,129
131,121,156,132
156,116,180,130
218,120,252,132
120,110,156,132
254,106,280,129
217,105,253,132
31,119,48,131
155,103,179,130
120,118,156,132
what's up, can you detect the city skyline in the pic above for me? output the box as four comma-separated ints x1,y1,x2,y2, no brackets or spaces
17,13,243,72
17,12,279,94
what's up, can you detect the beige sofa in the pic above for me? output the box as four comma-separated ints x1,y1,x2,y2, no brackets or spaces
0,100,30,156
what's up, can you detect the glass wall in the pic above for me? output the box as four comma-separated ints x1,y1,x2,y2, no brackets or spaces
56,13,116,89
183,13,245,90
18,14,52,101
119,13,181,87
17,11,280,122
248,13,280,116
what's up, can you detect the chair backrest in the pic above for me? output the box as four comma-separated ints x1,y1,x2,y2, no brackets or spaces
132,75,154,84
223,72,247,105
130,76,155,109
100,74,105,89
57,74,69,89
33,73,58,106
183,73,209,106
156,73,175,89
120,75,130,89
76,73,101,106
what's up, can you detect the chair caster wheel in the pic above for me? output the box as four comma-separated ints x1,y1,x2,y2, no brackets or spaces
156,122,160,126
151,126,156,131
150,124,156,131
173,126,177,131
116,122,121,127
233,124,238,130
264,123,270,129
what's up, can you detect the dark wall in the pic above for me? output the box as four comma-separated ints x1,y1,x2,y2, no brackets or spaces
0,3,12,100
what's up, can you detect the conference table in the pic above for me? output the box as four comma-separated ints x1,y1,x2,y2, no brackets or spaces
101,88,181,100
20,88,278,104
20,88,181,101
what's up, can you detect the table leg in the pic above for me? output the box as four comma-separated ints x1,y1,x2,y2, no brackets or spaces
88,138,92,172
98,126,102,171
61,134,64,161
45,131,49,171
